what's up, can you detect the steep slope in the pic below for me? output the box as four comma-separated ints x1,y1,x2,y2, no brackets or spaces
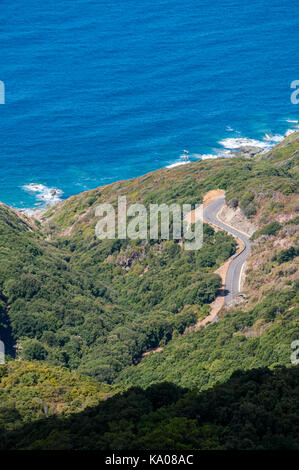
0,132,297,390
2,365,299,450
112,135,299,389
0,188,235,383
0,361,114,436
38,132,298,387
0,132,298,451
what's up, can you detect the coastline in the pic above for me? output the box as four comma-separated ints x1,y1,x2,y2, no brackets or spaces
12,127,299,217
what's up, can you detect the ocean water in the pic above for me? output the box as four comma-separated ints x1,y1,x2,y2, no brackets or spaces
0,0,298,209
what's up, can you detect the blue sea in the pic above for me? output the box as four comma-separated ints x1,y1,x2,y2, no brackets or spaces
0,0,298,209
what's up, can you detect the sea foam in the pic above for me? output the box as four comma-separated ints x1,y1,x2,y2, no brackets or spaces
219,128,298,152
22,183,63,207
166,161,189,169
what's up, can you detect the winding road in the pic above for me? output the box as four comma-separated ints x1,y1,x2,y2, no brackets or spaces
203,197,251,305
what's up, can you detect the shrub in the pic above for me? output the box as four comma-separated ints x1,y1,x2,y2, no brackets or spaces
277,247,298,265
23,341,48,361
252,221,282,240
228,198,239,208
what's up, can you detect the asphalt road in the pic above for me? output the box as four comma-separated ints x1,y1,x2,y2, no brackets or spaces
203,197,251,305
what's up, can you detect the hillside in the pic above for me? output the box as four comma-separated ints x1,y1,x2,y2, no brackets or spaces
41,131,298,386
0,361,114,438
2,365,299,450
0,186,238,382
0,132,298,448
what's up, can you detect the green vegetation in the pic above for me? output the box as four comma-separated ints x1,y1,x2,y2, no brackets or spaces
0,133,298,386
274,246,299,265
252,221,282,240
2,366,299,450
0,203,234,382
116,285,298,389
0,132,298,450
0,361,114,434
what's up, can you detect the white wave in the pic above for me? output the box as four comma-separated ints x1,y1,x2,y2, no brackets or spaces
220,149,236,157
167,126,299,170
286,119,298,124
263,133,284,143
200,153,218,160
219,127,299,152
285,128,298,136
219,137,269,150
20,208,43,217
166,161,189,169
194,149,234,160
200,153,219,160
22,183,63,206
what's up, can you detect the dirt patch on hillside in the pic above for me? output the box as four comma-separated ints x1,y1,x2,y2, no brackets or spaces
218,205,256,237
239,318,271,338
184,189,225,226
203,189,225,207
141,347,163,359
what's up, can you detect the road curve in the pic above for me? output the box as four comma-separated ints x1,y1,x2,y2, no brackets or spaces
203,197,251,305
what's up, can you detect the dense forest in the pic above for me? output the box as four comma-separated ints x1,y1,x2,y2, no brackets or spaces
0,132,298,449
1,365,299,450
0,203,233,382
